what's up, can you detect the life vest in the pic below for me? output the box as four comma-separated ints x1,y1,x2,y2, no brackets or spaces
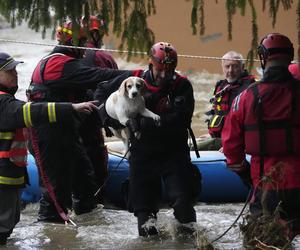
0,91,27,187
132,70,185,114
244,81,300,157
207,74,255,138
27,53,74,102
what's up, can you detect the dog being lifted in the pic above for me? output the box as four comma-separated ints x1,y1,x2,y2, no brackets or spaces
105,76,160,154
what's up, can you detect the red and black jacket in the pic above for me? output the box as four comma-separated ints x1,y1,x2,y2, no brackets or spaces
207,71,255,138
244,67,300,158
28,47,125,102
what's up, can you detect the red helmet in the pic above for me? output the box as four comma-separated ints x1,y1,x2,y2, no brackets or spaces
258,33,294,62
288,63,300,80
88,15,105,31
56,21,86,44
149,42,177,71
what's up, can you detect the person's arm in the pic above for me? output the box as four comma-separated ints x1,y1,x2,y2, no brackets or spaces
94,71,133,104
222,91,247,166
0,95,97,130
45,58,129,90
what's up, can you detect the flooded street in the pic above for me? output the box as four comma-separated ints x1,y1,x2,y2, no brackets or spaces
4,203,246,250
1,24,300,249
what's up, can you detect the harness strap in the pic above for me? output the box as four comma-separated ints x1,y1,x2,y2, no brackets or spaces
188,127,200,158
251,84,265,177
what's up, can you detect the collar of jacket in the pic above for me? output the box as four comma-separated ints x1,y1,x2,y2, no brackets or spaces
261,66,294,83
52,46,78,58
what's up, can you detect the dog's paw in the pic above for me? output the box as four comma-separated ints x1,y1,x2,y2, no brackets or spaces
153,115,161,126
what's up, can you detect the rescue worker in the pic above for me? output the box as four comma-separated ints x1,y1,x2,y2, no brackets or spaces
95,42,201,237
82,15,118,69
80,15,119,203
204,51,255,150
0,52,98,245
27,20,126,222
222,33,300,240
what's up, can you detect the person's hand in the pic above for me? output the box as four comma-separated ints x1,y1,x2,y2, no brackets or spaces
72,100,99,114
126,118,140,133
218,147,223,153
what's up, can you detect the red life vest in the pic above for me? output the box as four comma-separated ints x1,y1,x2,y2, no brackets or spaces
27,53,74,101
132,70,185,114
244,81,300,156
207,75,255,138
0,91,27,187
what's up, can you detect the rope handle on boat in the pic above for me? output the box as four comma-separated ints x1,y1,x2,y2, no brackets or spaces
28,127,77,227
94,146,130,197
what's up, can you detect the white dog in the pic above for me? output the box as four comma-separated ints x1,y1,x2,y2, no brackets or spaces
105,76,160,154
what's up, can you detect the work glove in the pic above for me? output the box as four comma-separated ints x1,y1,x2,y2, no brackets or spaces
126,116,158,134
228,160,252,189
126,118,140,133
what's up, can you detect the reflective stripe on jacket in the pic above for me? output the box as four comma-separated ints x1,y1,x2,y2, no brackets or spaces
0,91,27,187
207,73,255,138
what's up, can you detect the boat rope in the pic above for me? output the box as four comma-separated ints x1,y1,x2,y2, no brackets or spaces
0,38,261,63
209,187,252,244
28,127,77,227
94,146,130,197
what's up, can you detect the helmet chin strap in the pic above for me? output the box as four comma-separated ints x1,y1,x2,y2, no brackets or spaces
259,53,266,70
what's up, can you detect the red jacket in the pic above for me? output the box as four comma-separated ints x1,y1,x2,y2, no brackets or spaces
222,66,300,190
82,43,118,70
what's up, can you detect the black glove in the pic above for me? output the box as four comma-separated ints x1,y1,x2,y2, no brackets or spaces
237,160,252,189
140,117,157,130
126,118,140,133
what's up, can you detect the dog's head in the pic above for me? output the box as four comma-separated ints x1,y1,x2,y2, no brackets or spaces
119,76,146,99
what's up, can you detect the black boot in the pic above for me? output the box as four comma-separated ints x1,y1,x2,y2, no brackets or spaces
38,198,65,223
72,197,97,215
0,231,11,246
137,212,158,237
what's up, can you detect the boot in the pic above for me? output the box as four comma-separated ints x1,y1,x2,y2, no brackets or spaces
0,231,12,246
137,211,158,237
38,198,65,223
72,197,97,215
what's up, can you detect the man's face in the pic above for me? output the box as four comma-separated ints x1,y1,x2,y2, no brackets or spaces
0,68,18,88
222,59,243,83
152,63,166,83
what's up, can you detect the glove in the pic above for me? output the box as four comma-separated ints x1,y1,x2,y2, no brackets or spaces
140,117,157,130
126,118,140,133
228,160,252,189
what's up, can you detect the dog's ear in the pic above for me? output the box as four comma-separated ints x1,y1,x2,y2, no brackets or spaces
119,79,128,96
137,78,146,96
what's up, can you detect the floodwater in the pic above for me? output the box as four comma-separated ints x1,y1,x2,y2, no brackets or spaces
1,23,300,249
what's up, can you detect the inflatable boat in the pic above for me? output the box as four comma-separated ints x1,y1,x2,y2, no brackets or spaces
21,141,249,207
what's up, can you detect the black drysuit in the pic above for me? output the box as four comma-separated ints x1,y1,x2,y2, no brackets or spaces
95,69,200,234
28,46,126,220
